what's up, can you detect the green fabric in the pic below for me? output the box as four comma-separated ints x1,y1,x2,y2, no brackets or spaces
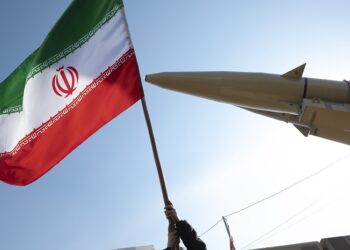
0,0,123,115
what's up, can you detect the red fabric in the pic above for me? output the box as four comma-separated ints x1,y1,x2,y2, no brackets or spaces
0,51,143,185
230,238,235,250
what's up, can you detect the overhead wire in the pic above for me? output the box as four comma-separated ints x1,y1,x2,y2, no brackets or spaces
224,153,349,218
240,185,350,249
198,153,350,238
240,198,323,250
198,218,223,238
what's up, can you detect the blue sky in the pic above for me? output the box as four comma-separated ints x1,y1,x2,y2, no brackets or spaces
1,1,350,250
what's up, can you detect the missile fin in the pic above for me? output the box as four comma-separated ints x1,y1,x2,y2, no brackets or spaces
294,125,310,137
282,63,306,79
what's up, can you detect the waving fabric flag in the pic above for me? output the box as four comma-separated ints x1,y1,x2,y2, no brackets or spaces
230,237,236,250
223,217,236,250
0,0,143,186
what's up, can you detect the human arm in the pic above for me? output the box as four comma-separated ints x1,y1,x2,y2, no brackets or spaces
165,205,206,250
176,220,207,250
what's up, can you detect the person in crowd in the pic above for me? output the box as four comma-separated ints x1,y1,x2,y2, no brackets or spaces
164,205,207,250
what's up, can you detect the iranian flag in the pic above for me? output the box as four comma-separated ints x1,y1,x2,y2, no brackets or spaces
0,0,143,186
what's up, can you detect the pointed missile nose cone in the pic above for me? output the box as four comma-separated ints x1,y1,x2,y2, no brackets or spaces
144,71,306,114
145,73,163,86
145,72,208,91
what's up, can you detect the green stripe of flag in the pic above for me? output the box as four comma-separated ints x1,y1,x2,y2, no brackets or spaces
0,0,123,115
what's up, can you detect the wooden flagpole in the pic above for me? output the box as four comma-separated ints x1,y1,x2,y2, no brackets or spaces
141,97,171,206
122,6,177,249
142,97,180,250
121,7,170,205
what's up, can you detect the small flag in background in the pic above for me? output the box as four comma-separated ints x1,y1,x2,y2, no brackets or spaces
223,217,236,250
230,236,236,250
0,0,143,185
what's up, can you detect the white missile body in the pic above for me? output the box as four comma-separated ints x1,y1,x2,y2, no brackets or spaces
146,64,350,145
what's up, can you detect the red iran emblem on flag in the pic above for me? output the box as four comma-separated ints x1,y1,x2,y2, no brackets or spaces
52,65,79,97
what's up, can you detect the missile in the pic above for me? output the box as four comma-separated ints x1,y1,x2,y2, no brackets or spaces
145,64,350,145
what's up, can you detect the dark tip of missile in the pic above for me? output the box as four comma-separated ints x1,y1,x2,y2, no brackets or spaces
145,73,163,85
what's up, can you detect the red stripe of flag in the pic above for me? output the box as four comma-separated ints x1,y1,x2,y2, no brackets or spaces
0,50,143,185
